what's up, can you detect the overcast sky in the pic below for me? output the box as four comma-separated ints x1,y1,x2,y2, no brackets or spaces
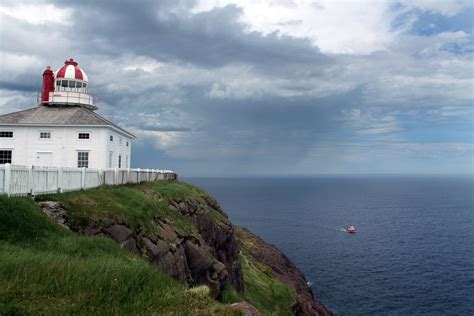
0,0,473,176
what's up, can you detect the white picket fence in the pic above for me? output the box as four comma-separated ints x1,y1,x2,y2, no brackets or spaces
0,164,177,197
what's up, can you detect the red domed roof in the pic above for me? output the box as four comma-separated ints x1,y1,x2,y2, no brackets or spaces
55,58,88,81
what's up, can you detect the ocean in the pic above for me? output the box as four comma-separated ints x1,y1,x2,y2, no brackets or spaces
184,176,474,315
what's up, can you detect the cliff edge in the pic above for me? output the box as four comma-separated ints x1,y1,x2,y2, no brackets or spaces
0,181,330,315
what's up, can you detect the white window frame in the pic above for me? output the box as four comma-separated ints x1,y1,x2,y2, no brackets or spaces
0,148,13,164
0,131,14,139
39,131,52,140
77,132,91,140
77,150,90,168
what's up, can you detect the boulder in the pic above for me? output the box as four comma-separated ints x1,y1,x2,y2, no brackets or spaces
156,223,178,241
144,237,169,259
84,226,101,236
173,246,192,283
231,302,262,316
177,201,187,213
211,261,229,282
101,217,116,228
156,249,191,284
184,240,213,282
122,238,139,255
105,224,132,243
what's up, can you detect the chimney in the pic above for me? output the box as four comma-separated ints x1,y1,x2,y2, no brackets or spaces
41,65,54,103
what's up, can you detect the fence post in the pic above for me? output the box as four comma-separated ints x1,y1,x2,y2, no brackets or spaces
57,167,63,193
28,165,34,195
127,168,130,184
114,167,118,185
4,163,11,197
100,170,104,186
137,168,141,183
81,167,86,189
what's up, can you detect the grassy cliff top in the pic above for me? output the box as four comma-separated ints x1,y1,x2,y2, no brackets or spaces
0,195,238,315
37,181,229,239
0,181,302,315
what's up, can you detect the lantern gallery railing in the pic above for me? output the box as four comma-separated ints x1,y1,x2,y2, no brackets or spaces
0,164,177,197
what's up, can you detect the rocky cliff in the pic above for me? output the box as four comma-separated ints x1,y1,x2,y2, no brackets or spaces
236,227,331,315
36,181,330,315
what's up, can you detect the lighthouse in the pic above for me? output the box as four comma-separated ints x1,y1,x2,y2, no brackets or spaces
0,58,136,169
41,58,95,109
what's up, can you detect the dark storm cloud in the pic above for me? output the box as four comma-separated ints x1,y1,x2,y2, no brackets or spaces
1,1,472,175
138,123,192,132
0,80,39,93
51,0,327,68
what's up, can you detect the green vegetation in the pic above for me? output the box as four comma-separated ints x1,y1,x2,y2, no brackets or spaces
218,285,243,304
240,254,296,316
0,181,303,315
36,181,214,238
0,196,237,315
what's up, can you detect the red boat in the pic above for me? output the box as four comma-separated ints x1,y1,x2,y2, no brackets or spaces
346,226,357,233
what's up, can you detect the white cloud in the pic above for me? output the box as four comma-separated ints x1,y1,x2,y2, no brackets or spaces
0,4,72,25
397,0,472,16
193,0,404,54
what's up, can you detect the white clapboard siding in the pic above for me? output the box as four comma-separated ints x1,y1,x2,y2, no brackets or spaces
0,164,177,197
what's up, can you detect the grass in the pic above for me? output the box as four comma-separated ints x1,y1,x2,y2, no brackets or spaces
240,254,296,316
0,182,300,315
218,285,243,304
35,181,212,238
0,196,238,315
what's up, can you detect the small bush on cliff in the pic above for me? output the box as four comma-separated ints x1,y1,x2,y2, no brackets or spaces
0,196,236,315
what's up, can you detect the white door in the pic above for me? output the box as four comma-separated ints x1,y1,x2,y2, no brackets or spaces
36,152,53,167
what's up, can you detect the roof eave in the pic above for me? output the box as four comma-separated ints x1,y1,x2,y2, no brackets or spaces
0,123,137,139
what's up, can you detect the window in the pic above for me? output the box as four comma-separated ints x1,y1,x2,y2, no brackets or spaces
61,80,68,87
40,132,51,139
118,155,122,168
126,141,129,147
108,151,113,168
78,132,90,139
0,150,12,164
77,151,89,168
0,131,13,138
109,135,114,142
56,80,61,87
76,82,83,88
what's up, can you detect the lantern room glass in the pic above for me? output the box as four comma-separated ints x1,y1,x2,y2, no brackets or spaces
55,79,88,93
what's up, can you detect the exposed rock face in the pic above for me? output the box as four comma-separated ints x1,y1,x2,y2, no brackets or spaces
236,227,332,316
169,195,244,294
37,191,330,315
38,201,69,228
231,302,262,316
38,195,243,299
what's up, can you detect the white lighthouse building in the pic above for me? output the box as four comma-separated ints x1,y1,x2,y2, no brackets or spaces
0,58,135,169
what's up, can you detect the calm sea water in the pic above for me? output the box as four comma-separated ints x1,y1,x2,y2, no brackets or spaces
185,176,474,315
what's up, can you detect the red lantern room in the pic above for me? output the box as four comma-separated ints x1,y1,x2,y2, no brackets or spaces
40,58,96,110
